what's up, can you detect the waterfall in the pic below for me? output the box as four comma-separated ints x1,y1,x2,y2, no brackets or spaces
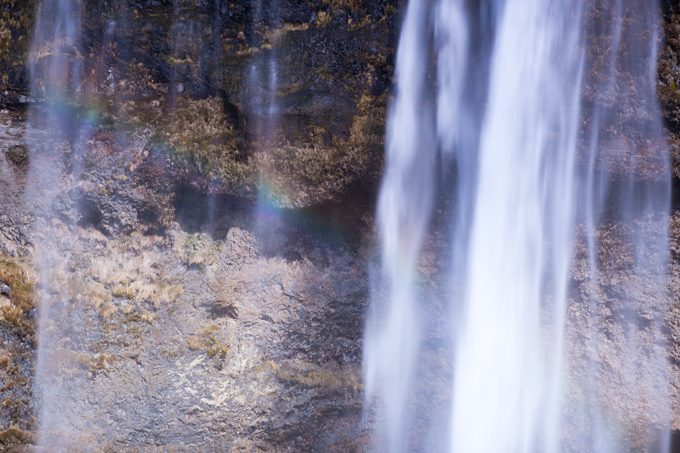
450,1,583,450
27,0,89,447
362,0,435,447
363,0,671,451
248,0,284,238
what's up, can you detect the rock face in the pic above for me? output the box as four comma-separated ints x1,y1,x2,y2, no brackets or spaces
1,0,680,451
2,0,393,208
564,218,680,449
29,221,369,450
0,104,375,450
660,4,680,180
0,0,31,104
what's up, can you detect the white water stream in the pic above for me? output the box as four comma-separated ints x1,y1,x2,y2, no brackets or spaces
364,0,671,451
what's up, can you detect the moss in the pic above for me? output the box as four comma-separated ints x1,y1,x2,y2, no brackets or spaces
111,285,135,300
4,364,25,384
348,15,373,31
124,309,155,324
0,256,35,337
281,22,310,33
165,55,194,65
172,230,218,267
153,96,255,194
234,46,262,57
258,93,386,207
0,0,32,93
5,144,27,166
263,360,361,391
322,0,362,10
35,231,182,332
188,324,229,360
315,10,332,27
0,425,32,447
45,349,115,375
87,236,183,309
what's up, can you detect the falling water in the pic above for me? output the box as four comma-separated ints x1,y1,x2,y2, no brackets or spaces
362,0,436,449
247,0,284,237
364,0,671,451
27,0,90,447
245,0,281,161
247,0,280,143
450,0,584,450
25,0,287,447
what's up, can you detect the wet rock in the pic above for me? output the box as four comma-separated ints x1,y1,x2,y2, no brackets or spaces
4,0,680,195
576,1,672,183
0,0,32,101
5,144,27,166
1,0,394,207
659,6,680,181
40,128,176,237
659,7,680,131
563,214,680,447
0,254,35,451
0,110,32,257
17,214,370,450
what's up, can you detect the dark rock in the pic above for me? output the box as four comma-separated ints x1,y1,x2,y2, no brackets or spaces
5,144,27,166
0,109,32,257
2,0,394,207
0,0,32,99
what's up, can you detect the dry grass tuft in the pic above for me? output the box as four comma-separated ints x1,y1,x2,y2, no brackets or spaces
0,256,35,337
0,424,33,447
188,324,229,360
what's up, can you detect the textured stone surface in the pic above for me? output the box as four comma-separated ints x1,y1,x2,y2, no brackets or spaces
1,1,680,451
2,0,394,208
24,219,370,450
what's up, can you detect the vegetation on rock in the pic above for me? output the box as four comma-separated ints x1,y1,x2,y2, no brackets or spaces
0,256,34,336
0,0,31,98
0,256,34,450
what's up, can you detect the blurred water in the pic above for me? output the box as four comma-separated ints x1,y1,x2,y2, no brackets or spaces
362,0,435,449
248,0,283,231
363,0,671,451
27,0,89,448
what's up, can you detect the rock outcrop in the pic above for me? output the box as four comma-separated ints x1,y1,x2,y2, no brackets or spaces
1,0,393,208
